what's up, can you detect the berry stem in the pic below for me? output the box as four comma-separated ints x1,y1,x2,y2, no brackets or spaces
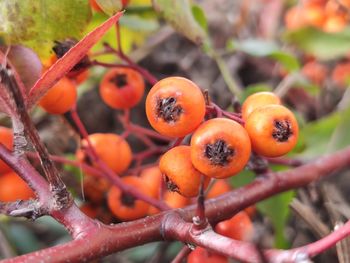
206,103,244,124
103,43,158,85
193,176,208,231
69,107,170,211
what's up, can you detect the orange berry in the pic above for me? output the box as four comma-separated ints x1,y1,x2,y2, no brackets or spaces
148,190,190,215
206,180,232,199
190,118,251,179
163,191,190,209
284,6,307,30
331,62,350,87
323,15,347,33
0,127,13,174
80,203,99,218
145,77,206,138
206,180,256,216
99,68,145,109
83,174,110,204
0,172,35,202
140,166,162,198
159,146,210,198
215,211,254,241
242,92,281,121
244,205,257,218
304,4,326,28
188,247,228,263
302,0,327,5
72,70,89,85
78,133,132,174
301,61,328,85
245,105,299,157
339,0,350,8
107,176,151,221
39,77,77,114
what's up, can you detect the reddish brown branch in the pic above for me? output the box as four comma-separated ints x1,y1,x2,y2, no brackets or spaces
3,145,350,262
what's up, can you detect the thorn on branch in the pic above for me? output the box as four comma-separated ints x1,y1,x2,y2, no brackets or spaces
0,58,72,211
0,200,46,220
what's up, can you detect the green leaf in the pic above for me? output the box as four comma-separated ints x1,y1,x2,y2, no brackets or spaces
96,0,123,16
327,106,350,153
123,242,160,262
0,0,92,59
5,223,43,254
269,51,300,72
235,39,279,56
152,0,207,45
299,112,341,159
234,39,300,72
191,4,208,33
285,27,350,60
257,191,295,249
230,169,255,188
120,14,159,31
63,154,84,182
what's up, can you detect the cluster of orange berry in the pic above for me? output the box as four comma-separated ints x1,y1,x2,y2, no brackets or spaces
0,127,35,202
285,0,350,33
145,77,299,198
301,58,350,88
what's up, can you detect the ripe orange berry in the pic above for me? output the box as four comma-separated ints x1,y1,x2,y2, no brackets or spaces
145,77,206,138
72,70,89,85
304,4,326,28
190,118,251,179
339,0,350,8
284,6,307,30
77,133,132,174
80,203,99,218
148,190,190,215
206,180,232,199
83,173,110,204
331,62,350,87
241,91,281,121
99,68,145,109
215,211,254,241
206,180,256,216
301,61,328,85
121,0,130,7
245,105,299,157
323,15,347,33
188,247,228,263
0,172,35,202
159,146,210,198
0,127,13,174
107,176,151,221
39,77,77,114
140,166,162,198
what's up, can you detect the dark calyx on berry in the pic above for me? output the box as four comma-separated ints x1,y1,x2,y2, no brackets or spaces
53,39,90,73
272,119,292,142
110,74,128,88
164,175,179,193
205,140,235,166
156,97,183,123
121,192,136,207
